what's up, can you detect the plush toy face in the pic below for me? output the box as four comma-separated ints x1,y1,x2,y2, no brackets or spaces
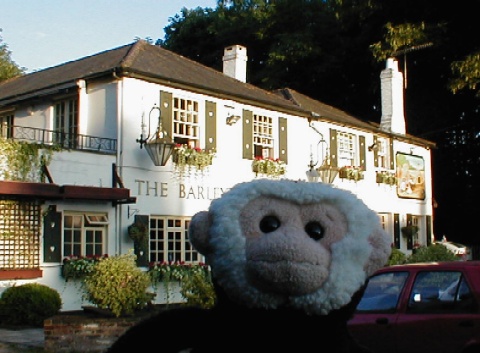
189,179,391,315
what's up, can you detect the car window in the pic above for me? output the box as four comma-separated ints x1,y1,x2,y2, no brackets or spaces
356,271,408,312
407,271,476,313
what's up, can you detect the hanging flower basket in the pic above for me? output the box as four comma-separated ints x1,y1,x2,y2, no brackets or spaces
172,144,215,172
401,225,419,238
339,166,364,181
376,171,397,185
128,221,148,243
251,157,286,178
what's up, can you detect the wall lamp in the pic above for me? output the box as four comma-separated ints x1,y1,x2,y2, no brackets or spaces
305,123,339,184
226,114,241,125
368,142,378,152
136,104,176,166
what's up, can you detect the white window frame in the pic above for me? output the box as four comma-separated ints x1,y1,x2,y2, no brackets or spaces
149,216,202,264
337,131,357,167
0,113,13,138
63,212,107,257
253,113,274,158
377,137,390,169
172,97,199,147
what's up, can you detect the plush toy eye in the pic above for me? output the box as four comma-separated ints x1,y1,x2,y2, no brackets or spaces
305,221,324,241
259,215,281,233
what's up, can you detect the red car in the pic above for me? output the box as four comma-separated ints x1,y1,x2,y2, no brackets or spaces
348,261,480,353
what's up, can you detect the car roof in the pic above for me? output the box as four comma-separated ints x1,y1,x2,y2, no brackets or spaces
375,261,480,273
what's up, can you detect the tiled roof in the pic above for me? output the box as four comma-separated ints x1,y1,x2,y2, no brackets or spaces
0,40,434,146
0,40,306,116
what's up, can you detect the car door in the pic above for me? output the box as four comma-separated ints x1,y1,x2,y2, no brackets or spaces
348,271,409,353
394,270,477,353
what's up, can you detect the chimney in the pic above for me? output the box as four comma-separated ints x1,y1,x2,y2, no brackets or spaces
223,45,247,83
380,58,406,135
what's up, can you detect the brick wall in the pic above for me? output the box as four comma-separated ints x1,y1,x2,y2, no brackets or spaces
43,306,171,353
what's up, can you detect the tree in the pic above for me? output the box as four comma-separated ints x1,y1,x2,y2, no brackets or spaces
0,29,24,82
160,0,478,243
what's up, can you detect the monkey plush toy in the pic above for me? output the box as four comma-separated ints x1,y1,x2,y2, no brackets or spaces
107,179,391,353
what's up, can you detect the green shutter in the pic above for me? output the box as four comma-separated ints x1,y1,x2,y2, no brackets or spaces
389,138,395,170
359,135,366,170
43,207,62,263
133,214,149,267
426,216,432,246
393,213,400,248
329,128,338,167
160,91,173,139
278,117,288,163
242,109,253,160
373,136,379,167
205,101,216,152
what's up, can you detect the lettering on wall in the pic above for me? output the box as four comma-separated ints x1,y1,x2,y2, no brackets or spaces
134,180,230,200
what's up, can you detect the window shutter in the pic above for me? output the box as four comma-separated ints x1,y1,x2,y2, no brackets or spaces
242,109,253,160
393,213,400,248
426,216,432,246
405,214,413,250
43,207,62,263
359,135,366,170
133,214,149,267
160,91,173,138
205,101,216,152
389,138,395,170
329,128,338,167
278,117,288,163
373,136,379,167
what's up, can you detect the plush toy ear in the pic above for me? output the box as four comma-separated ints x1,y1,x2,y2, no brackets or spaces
365,227,392,276
188,211,211,256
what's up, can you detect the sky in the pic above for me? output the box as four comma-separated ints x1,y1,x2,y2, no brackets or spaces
0,0,217,73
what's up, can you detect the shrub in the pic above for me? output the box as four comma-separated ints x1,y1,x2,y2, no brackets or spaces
179,267,215,309
0,283,61,327
83,252,153,317
406,243,458,263
388,247,407,265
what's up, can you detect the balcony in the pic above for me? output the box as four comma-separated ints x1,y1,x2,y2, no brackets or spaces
3,126,117,154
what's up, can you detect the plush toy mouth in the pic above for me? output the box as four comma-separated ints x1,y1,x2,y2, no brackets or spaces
247,260,328,295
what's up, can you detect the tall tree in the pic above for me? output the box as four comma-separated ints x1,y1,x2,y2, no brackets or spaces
160,0,480,243
0,30,24,82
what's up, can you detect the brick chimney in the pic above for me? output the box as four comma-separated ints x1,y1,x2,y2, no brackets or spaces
380,58,406,135
222,45,247,83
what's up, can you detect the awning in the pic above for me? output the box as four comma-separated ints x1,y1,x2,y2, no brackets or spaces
0,180,136,205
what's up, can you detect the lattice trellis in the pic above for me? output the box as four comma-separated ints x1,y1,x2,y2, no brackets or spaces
0,199,41,269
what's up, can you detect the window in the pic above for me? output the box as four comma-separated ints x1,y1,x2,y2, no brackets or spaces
149,216,202,264
376,138,390,169
337,131,357,167
0,113,13,138
54,98,79,148
356,271,408,311
0,200,41,270
63,213,107,257
407,271,474,313
253,114,274,158
173,97,199,146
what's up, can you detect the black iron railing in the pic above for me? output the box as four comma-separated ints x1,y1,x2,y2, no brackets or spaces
3,125,117,154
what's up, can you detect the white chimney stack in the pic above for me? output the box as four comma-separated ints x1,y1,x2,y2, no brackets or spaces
223,45,247,83
380,58,406,135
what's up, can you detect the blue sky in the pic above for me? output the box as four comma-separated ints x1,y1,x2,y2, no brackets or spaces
0,0,217,73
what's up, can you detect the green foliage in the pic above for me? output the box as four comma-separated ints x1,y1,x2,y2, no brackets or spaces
0,30,24,82
406,244,458,263
0,138,58,182
387,247,407,265
370,22,429,61
148,261,215,308
450,51,480,98
61,254,108,280
179,268,216,309
388,243,459,266
0,283,61,327
83,252,153,317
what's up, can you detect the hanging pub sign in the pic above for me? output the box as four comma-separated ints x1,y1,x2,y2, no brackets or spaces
396,152,426,200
